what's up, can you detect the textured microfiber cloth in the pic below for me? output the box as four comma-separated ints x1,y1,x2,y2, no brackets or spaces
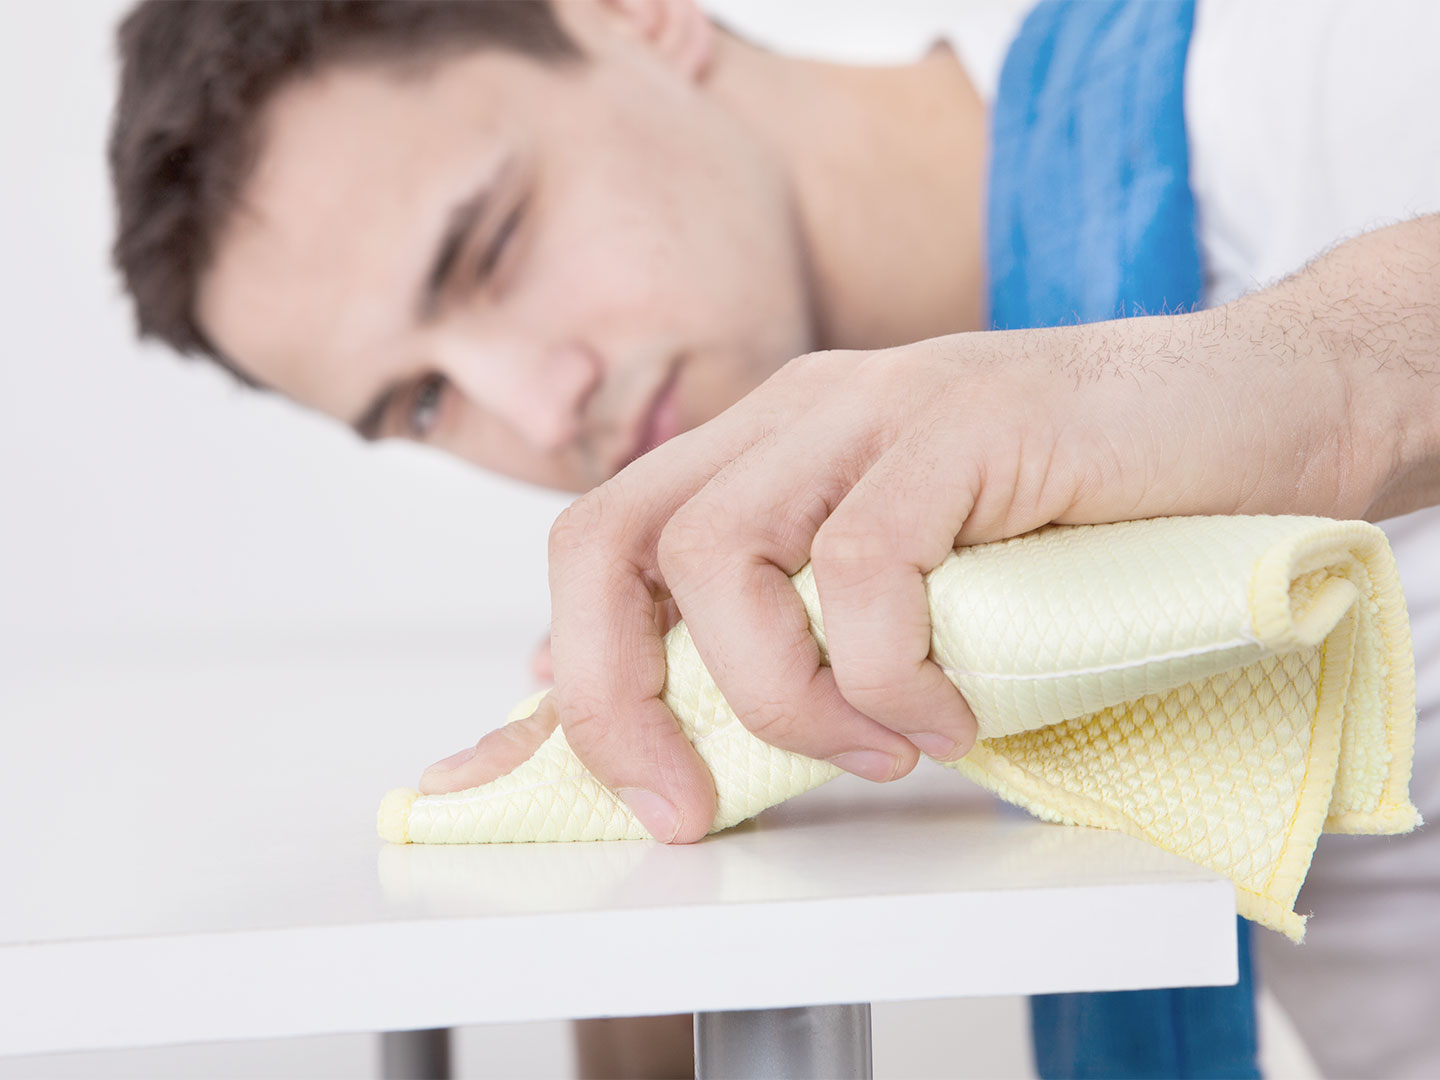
378,516,1420,940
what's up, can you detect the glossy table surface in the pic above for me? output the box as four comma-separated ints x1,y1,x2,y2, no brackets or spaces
0,629,1236,1057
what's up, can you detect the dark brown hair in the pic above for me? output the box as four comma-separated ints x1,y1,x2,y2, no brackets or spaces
109,1,579,377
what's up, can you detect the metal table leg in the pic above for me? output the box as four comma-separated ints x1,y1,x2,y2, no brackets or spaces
694,1003,873,1079
380,1028,452,1080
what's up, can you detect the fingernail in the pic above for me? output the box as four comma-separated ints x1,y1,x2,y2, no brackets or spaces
828,749,901,782
616,787,682,843
422,746,476,776
906,732,960,760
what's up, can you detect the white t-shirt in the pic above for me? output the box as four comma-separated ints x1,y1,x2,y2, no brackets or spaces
708,2,1440,1074
1186,4,1440,1078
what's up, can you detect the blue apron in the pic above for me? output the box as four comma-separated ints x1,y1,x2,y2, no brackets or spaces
987,3,1260,1077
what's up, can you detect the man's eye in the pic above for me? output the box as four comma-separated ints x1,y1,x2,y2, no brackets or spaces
476,203,524,283
406,374,448,438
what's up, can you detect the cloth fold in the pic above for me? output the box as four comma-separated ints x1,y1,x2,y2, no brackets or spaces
378,514,1419,940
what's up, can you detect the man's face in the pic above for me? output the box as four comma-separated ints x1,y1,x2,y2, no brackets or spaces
198,7,815,492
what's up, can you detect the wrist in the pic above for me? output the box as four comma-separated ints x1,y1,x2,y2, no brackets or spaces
1349,355,1440,521
1205,289,1376,519
1291,222,1440,520
1222,222,1440,521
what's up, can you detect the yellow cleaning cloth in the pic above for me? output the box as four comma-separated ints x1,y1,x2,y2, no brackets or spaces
378,516,1420,940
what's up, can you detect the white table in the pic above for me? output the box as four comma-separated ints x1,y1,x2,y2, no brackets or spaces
0,630,1237,1076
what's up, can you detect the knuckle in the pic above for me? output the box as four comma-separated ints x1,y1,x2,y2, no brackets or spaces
737,697,798,744
656,501,724,585
548,494,606,561
830,656,908,707
810,520,891,580
771,347,864,398
549,487,648,559
852,347,911,399
493,722,540,757
554,691,613,745
780,348,835,380
516,703,560,737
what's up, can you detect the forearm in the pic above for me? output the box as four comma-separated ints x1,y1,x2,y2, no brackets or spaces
1223,214,1440,520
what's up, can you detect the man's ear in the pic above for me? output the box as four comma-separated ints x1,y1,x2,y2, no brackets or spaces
570,0,717,80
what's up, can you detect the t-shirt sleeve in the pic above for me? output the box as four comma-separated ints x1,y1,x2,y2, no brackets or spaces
1185,0,1440,306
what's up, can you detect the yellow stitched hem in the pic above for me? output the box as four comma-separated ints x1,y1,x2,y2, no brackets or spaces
1258,635,1348,911
1326,805,1424,834
1236,886,1307,943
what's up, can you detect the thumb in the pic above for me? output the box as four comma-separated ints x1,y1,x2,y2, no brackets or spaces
418,691,560,794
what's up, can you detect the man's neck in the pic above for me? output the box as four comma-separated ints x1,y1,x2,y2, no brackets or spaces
708,33,988,351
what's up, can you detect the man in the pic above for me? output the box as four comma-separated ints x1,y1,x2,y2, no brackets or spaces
111,1,1440,1075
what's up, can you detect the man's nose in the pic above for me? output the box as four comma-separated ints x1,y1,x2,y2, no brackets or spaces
436,334,602,453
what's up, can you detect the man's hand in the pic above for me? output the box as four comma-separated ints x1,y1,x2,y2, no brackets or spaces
421,217,1440,842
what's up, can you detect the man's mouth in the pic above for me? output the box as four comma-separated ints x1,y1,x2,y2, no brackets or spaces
619,365,683,473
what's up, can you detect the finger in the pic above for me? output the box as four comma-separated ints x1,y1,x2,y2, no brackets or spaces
811,434,979,760
418,691,561,794
547,487,717,843
543,353,861,839
532,605,673,686
656,422,921,782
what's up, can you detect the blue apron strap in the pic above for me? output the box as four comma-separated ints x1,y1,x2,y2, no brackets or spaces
986,4,1260,1077
1031,920,1260,1079
988,0,1203,329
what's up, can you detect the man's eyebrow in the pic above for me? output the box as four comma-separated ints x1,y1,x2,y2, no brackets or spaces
419,177,497,321
351,167,505,440
352,378,405,442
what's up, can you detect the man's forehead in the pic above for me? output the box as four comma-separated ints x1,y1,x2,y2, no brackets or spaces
247,56,516,217
197,55,525,411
